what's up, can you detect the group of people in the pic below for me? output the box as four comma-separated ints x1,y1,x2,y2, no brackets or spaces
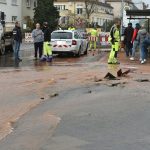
32,22,52,62
13,20,150,65
108,18,150,65
12,21,53,62
124,22,150,64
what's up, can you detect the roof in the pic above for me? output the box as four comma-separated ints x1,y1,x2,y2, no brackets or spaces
106,0,133,3
97,2,113,9
54,0,113,8
126,9,150,16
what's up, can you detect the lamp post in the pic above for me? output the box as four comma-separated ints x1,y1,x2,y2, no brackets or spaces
121,0,124,35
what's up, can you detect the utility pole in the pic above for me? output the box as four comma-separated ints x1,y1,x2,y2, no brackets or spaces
74,0,76,26
121,0,124,35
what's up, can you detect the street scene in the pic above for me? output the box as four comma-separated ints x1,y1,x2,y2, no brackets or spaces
1,0,150,150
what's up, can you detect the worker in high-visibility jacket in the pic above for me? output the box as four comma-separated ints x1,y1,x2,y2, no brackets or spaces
108,18,121,64
41,22,53,62
68,24,75,31
89,27,98,50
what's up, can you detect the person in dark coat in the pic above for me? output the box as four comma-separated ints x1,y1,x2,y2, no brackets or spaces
42,22,51,42
41,22,52,62
124,23,134,57
13,22,22,61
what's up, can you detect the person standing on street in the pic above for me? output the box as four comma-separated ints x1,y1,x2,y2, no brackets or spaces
89,27,98,55
41,22,52,62
32,23,44,60
137,24,148,64
140,34,150,64
130,23,141,61
124,23,134,57
68,24,75,30
108,18,121,64
13,22,22,61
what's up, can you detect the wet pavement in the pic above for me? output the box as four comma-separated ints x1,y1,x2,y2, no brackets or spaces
0,45,150,150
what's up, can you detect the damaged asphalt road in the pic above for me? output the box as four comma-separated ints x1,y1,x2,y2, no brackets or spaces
1,82,150,150
1,50,150,150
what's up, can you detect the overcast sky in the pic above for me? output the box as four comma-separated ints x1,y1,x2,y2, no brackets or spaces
133,0,150,7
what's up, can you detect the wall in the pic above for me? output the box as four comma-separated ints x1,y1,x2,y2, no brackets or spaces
0,0,22,22
22,0,35,24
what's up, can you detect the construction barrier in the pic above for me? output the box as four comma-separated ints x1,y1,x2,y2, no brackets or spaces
88,36,98,42
25,33,34,43
99,32,110,46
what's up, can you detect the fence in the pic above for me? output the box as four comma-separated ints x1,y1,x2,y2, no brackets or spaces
25,33,34,43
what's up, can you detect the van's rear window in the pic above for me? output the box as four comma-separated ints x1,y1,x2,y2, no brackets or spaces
51,32,72,39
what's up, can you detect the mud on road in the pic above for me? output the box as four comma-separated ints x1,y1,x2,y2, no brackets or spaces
0,50,150,149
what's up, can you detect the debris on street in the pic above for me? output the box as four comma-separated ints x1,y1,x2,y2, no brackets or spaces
117,69,131,77
50,93,59,98
104,72,117,80
135,79,150,82
94,76,103,82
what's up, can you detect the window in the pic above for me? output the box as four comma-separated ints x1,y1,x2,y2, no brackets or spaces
0,0,6,3
34,0,37,7
12,0,17,5
51,32,72,39
74,32,80,39
55,5,66,11
12,16,17,22
77,8,83,15
26,0,31,7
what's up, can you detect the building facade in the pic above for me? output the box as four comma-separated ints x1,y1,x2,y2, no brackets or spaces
106,0,138,27
22,0,37,26
54,0,114,28
0,0,22,22
106,0,134,18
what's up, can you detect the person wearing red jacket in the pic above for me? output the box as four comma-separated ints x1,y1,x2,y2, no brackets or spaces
130,23,141,61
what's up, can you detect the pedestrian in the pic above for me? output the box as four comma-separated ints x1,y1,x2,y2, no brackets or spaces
41,22,52,62
130,23,141,61
108,18,121,64
124,23,134,57
68,24,75,30
140,33,150,64
13,21,22,61
32,23,44,60
136,24,148,64
89,27,98,55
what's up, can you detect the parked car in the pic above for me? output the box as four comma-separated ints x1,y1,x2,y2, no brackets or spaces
51,30,89,57
0,21,14,55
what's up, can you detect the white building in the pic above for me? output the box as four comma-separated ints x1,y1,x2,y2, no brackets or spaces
54,0,114,27
0,0,22,22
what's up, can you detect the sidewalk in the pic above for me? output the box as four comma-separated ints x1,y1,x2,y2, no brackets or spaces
20,41,34,51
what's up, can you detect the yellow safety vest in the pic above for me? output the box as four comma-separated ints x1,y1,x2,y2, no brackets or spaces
109,25,120,43
90,29,98,37
68,27,75,31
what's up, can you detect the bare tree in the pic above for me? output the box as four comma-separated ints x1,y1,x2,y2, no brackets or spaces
142,2,149,10
84,0,98,20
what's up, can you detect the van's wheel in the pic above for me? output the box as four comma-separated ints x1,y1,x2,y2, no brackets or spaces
76,46,82,57
0,39,5,55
